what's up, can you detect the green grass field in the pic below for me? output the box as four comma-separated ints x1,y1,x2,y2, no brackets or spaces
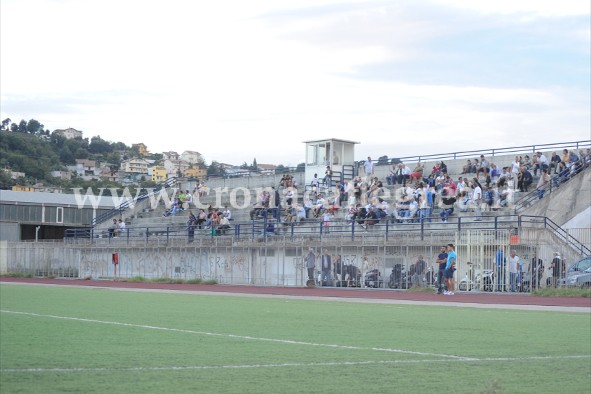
1,284,590,393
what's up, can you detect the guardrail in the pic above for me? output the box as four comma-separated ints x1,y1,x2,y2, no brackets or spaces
513,155,590,213
360,140,591,166
91,177,177,226
66,214,590,256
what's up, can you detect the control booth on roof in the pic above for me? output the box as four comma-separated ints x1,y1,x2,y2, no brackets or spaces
303,138,359,186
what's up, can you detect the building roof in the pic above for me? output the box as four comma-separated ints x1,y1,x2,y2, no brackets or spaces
0,190,118,208
302,138,360,145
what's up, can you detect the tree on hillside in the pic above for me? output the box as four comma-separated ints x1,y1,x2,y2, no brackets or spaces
207,161,225,177
17,120,27,133
1,118,11,130
26,119,44,134
250,158,259,171
88,136,113,154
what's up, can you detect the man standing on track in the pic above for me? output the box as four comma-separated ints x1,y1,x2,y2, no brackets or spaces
444,244,457,295
305,248,316,286
436,246,448,294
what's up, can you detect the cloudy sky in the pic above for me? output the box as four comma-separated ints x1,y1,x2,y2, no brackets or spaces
1,0,589,166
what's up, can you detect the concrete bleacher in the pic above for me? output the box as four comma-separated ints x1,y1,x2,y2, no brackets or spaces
106,141,590,237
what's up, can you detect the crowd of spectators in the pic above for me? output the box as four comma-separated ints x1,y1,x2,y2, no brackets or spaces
151,147,590,239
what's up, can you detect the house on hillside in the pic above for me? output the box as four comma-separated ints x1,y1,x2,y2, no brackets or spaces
180,150,203,164
132,143,149,156
163,159,190,179
50,170,72,180
120,158,150,175
75,159,97,176
258,164,277,175
53,128,83,139
162,151,179,161
183,166,206,179
151,165,167,182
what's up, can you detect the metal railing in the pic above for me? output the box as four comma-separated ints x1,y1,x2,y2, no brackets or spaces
360,139,591,166
65,214,590,257
91,177,177,226
513,156,590,213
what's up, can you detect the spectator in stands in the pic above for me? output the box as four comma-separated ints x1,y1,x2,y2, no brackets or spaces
303,197,313,218
549,152,561,174
322,210,331,233
386,163,397,185
523,155,532,170
489,164,501,184
310,174,319,193
364,157,374,176
217,213,231,235
409,162,424,185
536,168,550,199
497,184,510,208
109,218,118,238
284,188,294,207
311,194,325,218
456,177,467,194
430,161,443,177
483,185,495,211
533,152,549,176
457,191,471,212
197,209,207,228
471,178,483,221
401,163,411,185
295,204,306,222
461,159,475,174
324,166,333,187
517,166,533,192
187,211,197,242
249,203,264,220
558,149,570,173
222,205,232,221
378,197,390,220
361,206,379,229
417,193,428,223
477,155,489,176
118,219,126,236
335,181,346,206
439,190,456,223
510,156,521,188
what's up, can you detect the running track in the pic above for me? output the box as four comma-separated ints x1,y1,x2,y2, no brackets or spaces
2,277,590,311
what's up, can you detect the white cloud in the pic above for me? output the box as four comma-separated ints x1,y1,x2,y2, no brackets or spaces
1,0,589,166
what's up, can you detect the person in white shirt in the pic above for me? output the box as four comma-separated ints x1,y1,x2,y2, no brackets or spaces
118,219,126,236
218,213,231,235
295,204,306,222
222,206,232,220
456,177,467,194
508,250,522,292
534,152,549,176
363,157,374,176
471,179,482,221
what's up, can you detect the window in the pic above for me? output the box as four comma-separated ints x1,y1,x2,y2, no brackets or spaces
56,207,63,224
307,145,317,165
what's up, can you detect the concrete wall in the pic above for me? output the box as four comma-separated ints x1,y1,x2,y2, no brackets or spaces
522,169,591,227
2,227,586,290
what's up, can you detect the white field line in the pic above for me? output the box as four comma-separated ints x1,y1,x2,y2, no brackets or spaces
1,356,590,374
0,310,471,360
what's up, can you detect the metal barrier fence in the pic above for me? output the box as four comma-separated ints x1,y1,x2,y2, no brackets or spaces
4,227,587,293
65,214,590,257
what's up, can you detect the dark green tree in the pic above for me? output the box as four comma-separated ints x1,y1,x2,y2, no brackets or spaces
1,118,11,130
26,119,43,134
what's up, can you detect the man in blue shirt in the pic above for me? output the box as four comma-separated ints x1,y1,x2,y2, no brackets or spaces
444,244,457,295
495,247,506,292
